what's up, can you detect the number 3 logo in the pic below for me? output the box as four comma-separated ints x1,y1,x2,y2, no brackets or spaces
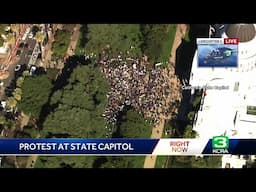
212,136,229,149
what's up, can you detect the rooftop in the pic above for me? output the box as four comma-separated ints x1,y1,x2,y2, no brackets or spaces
226,24,256,42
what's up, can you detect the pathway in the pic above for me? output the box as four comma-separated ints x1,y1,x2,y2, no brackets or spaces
143,24,187,168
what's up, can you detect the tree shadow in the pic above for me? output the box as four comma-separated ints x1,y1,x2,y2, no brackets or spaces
37,55,89,130
45,132,71,138
112,105,133,138
92,156,108,168
173,24,209,133
79,25,88,47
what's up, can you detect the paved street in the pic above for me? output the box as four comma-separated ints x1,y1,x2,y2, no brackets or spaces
0,26,38,101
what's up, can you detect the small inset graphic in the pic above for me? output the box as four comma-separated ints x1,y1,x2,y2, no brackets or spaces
197,38,238,67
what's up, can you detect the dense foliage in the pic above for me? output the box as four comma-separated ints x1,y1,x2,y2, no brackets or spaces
51,29,71,60
18,75,52,120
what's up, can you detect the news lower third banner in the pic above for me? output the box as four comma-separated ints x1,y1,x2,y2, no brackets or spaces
0,137,256,155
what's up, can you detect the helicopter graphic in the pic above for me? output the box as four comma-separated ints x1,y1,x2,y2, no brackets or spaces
203,47,237,64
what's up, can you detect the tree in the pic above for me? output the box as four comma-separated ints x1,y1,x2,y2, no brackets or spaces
140,24,176,64
118,108,151,138
5,121,16,132
205,156,222,168
187,111,195,122
51,29,71,60
6,34,15,49
41,60,109,139
0,37,4,47
13,88,22,101
191,156,207,168
10,24,19,40
97,156,128,168
192,94,202,108
85,24,142,57
16,77,24,88
22,70,30,77
18,75,52,120
0,116,6,125
35,31,45,54
35,31,45,43
0,24,9,35
46,68,59,81
0,24,9,46
22,125,39,138
35,156,95,168
183,125,197,138
13,93,21,101
6,97,17,109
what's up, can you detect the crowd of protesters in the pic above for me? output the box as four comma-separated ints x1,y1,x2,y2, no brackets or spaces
99,52,181,125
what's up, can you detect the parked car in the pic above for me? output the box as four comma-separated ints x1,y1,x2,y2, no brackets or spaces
28,33,33,39
29,65,37,75
16,50,22,57
15,64,21,72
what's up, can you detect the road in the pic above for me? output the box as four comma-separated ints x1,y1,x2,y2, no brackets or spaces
0,26,38,101
0,25,27,75
0,25,27,100
143,24,187,168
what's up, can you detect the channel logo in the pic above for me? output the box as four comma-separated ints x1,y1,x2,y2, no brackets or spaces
212,136,229,154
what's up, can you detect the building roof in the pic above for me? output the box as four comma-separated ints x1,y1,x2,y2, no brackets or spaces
226,24,256,42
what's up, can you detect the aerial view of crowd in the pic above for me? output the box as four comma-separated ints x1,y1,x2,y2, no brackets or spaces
99,52,181,125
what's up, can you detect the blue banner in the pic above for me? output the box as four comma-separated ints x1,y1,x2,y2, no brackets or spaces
0,139,159,155
202,139,256,155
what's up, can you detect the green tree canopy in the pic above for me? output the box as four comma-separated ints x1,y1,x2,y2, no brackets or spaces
118,108,151,138
37,60,110,168
140,24,176,64
52,29,71,60
18,75,52,120
35,156,95,168
0,115,6,125
16,77,24,88
84,24,142,57
0,37,4,47
0,24,9,34
6,97,17,109
41,61,109,138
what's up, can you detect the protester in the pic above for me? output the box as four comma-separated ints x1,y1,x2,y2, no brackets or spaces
99,51,181,126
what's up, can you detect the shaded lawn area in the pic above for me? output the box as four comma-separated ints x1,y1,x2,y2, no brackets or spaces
51,29,71,60
159,24,177,67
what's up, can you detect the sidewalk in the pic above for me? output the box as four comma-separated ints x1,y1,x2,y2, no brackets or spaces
66,24,81,57
143,24,187,168
26,134,40,168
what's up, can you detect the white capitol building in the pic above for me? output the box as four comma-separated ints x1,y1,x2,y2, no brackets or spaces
189,24,256,168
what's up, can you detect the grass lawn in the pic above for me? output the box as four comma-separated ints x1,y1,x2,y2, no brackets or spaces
168,156,192,168
51,30,71,60
127,156,147,168
127,121,153,168
184,25,190,42
155,156,168,168
159,24,177,67
75,32,85,55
